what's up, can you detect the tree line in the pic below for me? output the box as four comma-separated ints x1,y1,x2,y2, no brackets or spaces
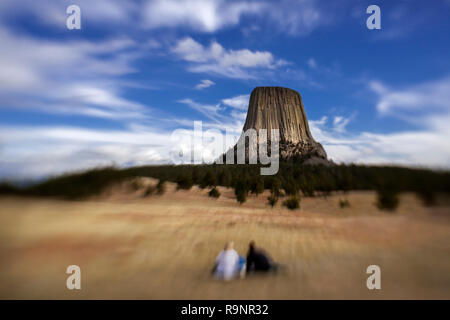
0,162,448,204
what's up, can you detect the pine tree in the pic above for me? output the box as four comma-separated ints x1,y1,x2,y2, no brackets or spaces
234,179,248,204
250,176,264,196
200,170,217,189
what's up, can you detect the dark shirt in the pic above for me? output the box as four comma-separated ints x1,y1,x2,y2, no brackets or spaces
246,248,272,272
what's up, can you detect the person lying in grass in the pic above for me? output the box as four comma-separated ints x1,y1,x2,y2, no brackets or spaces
246,241,279,273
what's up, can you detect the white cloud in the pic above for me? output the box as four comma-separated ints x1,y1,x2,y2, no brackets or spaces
310,116,327,126
171,37,210,62
221,94,249,110
332,115,353,133
195,79,215,90
142,0,264,32
369,77,450,117
143,0,330,35
172,37,286,79
263,0,323,36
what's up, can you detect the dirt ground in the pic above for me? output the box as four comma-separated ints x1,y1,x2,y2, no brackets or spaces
1,178,449,299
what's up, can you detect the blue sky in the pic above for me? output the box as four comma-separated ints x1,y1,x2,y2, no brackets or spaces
0,0,449,180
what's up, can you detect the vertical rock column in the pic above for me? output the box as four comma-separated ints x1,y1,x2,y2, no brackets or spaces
241,87,327,161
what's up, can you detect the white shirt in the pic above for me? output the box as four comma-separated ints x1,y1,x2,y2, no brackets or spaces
215,249,239,280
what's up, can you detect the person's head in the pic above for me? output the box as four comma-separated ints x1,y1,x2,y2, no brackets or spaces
249,241,256,252
224,241,234,250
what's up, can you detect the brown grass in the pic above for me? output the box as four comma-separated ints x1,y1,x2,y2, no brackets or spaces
0,178,449,299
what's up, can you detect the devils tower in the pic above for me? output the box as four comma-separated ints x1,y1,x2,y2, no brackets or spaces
225,86,328,163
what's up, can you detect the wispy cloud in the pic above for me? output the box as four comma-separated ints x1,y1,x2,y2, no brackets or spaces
221,94,250,110
312,117,450,168
310,76,450,168
178,98,222,123
195,79,215,90
0,92,250,179
142,0,264,32
6,0,441,39
177,95,248,132
332,116,351,133
369,76,450,126
0,125,171,180
0,28,153,121
0,0,339,37
265,0,324,36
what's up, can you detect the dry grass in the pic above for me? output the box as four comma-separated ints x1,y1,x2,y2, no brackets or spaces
0,178,449,299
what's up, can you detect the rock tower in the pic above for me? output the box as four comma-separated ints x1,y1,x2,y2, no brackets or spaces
224,87,328,163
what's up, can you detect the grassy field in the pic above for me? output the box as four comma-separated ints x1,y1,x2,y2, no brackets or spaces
1,178,449,299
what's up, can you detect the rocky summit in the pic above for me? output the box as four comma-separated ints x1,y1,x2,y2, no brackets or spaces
224,86,329,164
